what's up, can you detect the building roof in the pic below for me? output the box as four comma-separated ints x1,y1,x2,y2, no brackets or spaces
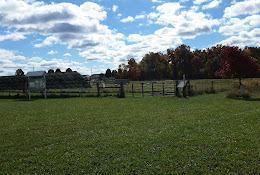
26,71,46,77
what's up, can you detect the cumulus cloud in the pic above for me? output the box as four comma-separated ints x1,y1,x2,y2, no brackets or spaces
34,36,60,48
218,28,260,47
193,0,209,5
148,2,219,39
0,0,109,51
224,0,260,18
135,15,145,19
180,0,189,2
28,57,42,62
0,49,25,60
0,33,26,42
152,0,165,3
63,53,72,57
0,49,26,76
112,5,118,12
219,12,260,36
120,16,135,23
0,47,90,76
202,0,222,10
48,50,58,55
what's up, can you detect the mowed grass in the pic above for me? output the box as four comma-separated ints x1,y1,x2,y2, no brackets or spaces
0,93,259,174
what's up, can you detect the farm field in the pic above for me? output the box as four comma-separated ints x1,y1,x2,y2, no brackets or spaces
0,93,259,174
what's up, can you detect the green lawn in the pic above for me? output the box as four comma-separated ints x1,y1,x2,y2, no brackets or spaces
0,93,259,174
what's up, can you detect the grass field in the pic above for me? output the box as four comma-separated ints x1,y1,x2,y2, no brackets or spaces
0,93,259,174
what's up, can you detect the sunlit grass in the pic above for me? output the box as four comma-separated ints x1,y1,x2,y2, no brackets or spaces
0,93,259,174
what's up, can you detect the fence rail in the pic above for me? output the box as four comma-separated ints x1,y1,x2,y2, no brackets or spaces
0,79,242,98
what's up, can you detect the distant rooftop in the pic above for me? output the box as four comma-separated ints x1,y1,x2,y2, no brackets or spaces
26,71,45,77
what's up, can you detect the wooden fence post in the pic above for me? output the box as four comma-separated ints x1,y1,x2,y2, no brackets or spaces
162,82,165,96
152,82,154,96
119,82,125,98
183,86,186,98
97,83,100,97
132,84,134,98
142,83,144,98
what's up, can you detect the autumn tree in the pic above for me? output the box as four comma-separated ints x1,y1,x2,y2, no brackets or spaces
191,56,203,79
244,46,260,63
15,69,24,76
116,64,128,79
127,58,139,80
218,46,259,94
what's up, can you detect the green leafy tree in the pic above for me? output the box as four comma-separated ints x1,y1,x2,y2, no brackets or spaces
191,56,203,79
48,69,54,74
174,44,193,79
111,70,117,77
55,68,61,73
105,69,112,78
139,52,169,80
66,68,72,72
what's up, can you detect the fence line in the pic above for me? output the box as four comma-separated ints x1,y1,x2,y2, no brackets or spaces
0,79,237,98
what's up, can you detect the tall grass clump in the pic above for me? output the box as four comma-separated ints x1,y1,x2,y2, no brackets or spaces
226,78,260,98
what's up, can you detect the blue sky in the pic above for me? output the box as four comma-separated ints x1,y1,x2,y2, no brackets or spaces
0,0,260,76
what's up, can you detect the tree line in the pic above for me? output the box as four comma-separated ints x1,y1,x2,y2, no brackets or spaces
105,45,260,80
15,68,73,76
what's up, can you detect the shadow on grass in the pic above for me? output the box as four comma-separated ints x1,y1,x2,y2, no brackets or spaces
14,98,40,102
244,98,260,102
229,97,260,102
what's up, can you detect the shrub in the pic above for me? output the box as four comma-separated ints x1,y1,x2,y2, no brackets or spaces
226,88,251,99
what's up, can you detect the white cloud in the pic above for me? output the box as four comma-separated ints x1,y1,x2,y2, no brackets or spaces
224,0,260,18
0,49,26,60
117,14,122,17
193,0,209,5
34,36,60,48
219,14,260,36
63,53,72,57
0,0,110,52
0,33,26,42
48,50,58,55
135,15,145,19
148,2,219,39
218,28,260,47
112,5,118,12
120,14,145,23
29,57,43,62
120,16,135,23
0,49,26,76
152,0,165,3
202,0,222,10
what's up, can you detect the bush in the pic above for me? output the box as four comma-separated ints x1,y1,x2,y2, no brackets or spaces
226,88,251,99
